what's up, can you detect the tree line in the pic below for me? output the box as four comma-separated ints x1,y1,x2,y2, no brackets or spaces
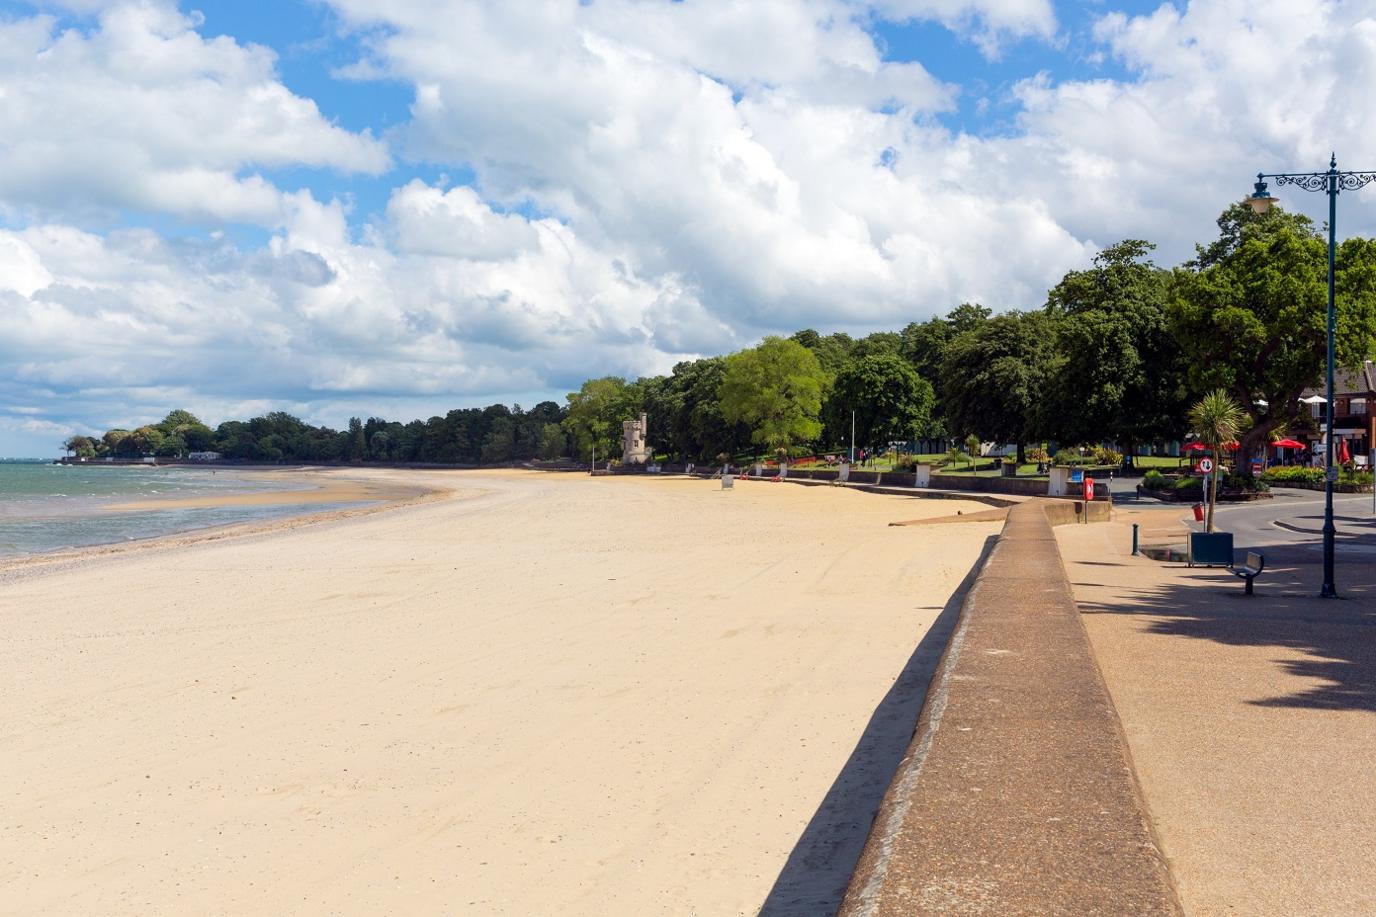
64,403,570,465
68,203,1376,475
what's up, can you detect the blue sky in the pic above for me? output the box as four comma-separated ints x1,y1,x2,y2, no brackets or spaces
0,0,1370,456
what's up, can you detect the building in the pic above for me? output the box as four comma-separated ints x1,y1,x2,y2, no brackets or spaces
187,451,222,462
1301,360,1376,465
621,413,649,464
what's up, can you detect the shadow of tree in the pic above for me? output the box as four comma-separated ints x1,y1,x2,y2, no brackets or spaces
1077,545,1376,713
756,535,997,917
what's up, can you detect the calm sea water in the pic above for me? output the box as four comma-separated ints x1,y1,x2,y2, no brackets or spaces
0,462,356,559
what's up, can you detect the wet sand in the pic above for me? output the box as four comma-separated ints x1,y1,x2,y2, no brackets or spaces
102,470,427,512
1,469,999,915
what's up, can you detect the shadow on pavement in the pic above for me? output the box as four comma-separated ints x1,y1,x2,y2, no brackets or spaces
755,534,997,917
1078,546,1376,713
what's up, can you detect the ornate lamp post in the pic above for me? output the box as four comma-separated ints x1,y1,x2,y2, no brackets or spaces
1246,154,1376,598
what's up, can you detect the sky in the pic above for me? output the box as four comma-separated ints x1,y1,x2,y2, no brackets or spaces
3,0,1376,456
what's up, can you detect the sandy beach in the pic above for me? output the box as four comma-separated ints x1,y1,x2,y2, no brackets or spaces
1,469,998,915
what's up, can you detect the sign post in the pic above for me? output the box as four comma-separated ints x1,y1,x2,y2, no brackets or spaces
1198,458,1214,530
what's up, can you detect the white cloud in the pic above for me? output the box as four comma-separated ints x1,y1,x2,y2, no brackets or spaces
6,0,1376,454
972,0,1376,254
326,0,1086,333
0,0,388,228
871,0,1058,55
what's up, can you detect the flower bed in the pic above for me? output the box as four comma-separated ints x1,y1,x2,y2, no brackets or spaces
1260,465,1373,492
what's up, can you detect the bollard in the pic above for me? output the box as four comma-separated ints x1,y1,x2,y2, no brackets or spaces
1132,523,1139,555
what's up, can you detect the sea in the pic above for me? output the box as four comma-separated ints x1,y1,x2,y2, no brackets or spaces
0,461,355,560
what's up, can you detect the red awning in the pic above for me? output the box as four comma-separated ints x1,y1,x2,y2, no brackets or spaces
1271,438,1306,449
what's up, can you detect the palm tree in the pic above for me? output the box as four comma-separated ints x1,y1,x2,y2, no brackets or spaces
1189,389,1246,533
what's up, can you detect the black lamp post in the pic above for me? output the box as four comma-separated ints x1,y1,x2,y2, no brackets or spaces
1247,154,1376,598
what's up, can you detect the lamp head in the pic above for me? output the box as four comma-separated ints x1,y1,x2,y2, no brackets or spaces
1246,174,1275,215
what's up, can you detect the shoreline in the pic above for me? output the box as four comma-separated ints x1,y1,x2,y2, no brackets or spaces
1,470,1001,915
0,467,456,579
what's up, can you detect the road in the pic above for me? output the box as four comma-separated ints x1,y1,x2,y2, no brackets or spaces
1121,483,1376,557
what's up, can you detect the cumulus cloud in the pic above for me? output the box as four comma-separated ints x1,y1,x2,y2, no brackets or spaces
871,0,1058,55
4,0,1376,453
0,0,388,227
328,0,1087,332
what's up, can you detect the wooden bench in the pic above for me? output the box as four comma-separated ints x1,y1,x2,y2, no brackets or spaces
1229,551,1266,595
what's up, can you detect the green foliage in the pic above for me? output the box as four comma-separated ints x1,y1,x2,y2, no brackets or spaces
1092,446,1123,467
657,357,748,461
480,416,516,464
1189,389,1246,530
1025,446,1050,464
899,303,990,414
1189,389,1246,447
564,376,632,461
1261,465,1324,484
1142,469,1167,489
538,423,567,460
789,329,853,376
823,353,934,447
63,435,97,458
1260,465,1371,486
1043,240,1186,449
849,331,902,360
1171,202,1376,469
941,310,1059,458
719,337,826,452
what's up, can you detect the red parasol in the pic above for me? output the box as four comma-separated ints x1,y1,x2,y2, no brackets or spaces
1271,438,1305,449
1183,442,1209,452
1338,439,1352,463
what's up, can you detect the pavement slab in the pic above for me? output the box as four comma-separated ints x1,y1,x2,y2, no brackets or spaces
1056,520,1376,916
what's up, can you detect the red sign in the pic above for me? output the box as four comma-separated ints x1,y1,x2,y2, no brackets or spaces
1083,475,1094,502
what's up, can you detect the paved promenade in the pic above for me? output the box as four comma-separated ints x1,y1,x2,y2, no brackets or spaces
1056,520,1376,916
840,501,1181,916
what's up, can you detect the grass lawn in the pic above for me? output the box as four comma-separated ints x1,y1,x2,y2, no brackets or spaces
1131,455,1192,469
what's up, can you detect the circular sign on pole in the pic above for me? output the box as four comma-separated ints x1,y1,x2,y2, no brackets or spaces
1199,458,1215,474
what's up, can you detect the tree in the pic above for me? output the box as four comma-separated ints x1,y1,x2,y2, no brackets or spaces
480,416,516,464
564,376,632,462
1043,240,1187,458
127,425,166,456
347,417,367,462
538,423,567,460
899,303,990,419
823,353,934,450
940,311,1059,464
719,337,827,454
1189,390,1245,533
849,331,902,360
62,435,95,458
369,430,391,461
1171,203,1376,471
790,329,853,376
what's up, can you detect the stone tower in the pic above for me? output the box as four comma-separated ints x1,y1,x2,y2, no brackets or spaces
622,412,650,464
